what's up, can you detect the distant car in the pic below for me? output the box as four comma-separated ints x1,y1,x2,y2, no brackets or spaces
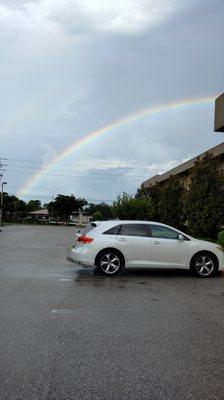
70,221,224,278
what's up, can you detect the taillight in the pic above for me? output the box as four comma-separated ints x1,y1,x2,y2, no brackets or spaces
77,235,94,244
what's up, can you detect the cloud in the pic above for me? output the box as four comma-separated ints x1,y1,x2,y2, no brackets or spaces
40,142,58,164
1,0,224,203
0,0,188,37
48,0,186,34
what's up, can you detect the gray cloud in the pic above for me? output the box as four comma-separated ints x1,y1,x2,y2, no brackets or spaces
0,0,223,203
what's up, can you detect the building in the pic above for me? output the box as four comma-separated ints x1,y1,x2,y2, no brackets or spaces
70,212,90,225
142,142,224,189
29,209,90,225
29,209,49,223
214,93,224,132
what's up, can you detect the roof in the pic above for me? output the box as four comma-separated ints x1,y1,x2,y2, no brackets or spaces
29,209,49,216
90,220,192,237
143,141,224,188
93,220,179,227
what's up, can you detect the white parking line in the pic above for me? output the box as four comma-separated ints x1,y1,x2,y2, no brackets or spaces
51,309,77,314
60,278,72,282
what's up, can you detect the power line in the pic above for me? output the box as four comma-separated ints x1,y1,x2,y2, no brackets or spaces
7,160,150,177
7,157,101,167
0,158,7,179
7,158,151,176
18,193,114,203
7,157,145,169
6,168,146,182
7,163,142,177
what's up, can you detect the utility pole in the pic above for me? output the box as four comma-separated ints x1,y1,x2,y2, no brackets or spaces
50,191,54,222
0,158,7,230
0,181,7,228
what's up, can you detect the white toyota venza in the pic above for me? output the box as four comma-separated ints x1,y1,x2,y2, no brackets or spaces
70,221,224,278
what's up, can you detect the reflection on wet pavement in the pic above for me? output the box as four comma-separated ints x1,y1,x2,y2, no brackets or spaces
74,266,192,286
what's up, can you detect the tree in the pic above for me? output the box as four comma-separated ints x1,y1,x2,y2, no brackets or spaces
185,153,224,238
136,184,151,199
136,183,161,221
17,200,27,213
27,200,41,212
47,194,87,221
87,202,114,220
92,211,103,221
2,194,25,220
113,192,154,220
158,176,185,229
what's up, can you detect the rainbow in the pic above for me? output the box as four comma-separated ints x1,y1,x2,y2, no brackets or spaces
18,95,215,197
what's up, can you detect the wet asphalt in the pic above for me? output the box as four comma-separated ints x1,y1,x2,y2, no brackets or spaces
0,224,224,400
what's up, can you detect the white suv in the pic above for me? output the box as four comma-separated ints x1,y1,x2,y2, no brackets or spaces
70,221,224,278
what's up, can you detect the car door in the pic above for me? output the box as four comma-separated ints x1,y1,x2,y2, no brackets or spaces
150,224,189,268
115,223,151,268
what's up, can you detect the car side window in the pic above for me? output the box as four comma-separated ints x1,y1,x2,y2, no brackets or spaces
150,225,179,240
103,225,121,235
119,224,150,237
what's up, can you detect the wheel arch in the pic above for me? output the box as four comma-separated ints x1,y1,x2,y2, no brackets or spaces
94,247,126,267
190,250,219,269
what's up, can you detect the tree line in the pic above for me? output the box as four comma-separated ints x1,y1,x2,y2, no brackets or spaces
2,153,224,239
112,152,224,239
135,153,224,239
1,193,114,222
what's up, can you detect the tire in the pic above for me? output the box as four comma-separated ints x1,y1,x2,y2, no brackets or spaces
96,249,124,276
190,251,218,278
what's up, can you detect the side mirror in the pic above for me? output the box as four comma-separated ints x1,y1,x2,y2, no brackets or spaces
179,234,184,240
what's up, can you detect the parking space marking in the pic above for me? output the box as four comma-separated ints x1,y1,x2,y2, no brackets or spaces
51,309,78,314
60,278,72,281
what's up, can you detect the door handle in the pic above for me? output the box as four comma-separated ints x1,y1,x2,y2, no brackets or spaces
118,238,127,242
153,241,160,245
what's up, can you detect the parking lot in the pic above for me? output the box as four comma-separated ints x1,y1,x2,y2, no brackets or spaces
1,224,224,400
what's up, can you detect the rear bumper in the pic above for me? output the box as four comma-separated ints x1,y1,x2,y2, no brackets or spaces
69,245,95,267
67,248,76,263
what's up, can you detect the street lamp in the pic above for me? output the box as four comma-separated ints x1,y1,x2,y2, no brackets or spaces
0,181,7,228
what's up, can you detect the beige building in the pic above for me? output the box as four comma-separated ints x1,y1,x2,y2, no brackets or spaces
29,208,49,222
215,93,224,132
70,212,90,225
143,142,224,189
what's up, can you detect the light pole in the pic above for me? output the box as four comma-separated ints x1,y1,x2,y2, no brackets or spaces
0,181,7,229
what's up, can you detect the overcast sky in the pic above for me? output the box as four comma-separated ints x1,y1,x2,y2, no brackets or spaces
0,0,224,204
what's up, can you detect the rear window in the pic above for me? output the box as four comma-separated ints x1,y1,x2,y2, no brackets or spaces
79,223,97,236
119,224,150,237
103,225,121,235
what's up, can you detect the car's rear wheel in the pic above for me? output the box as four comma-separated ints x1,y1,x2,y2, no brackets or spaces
96,250,124,276
190,252,218,278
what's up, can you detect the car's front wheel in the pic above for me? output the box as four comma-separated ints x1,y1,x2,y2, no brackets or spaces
190,251,218,278
96,250,124,276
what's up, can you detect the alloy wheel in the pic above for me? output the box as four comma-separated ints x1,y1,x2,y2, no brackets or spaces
100,253,121,275
195,255,214,277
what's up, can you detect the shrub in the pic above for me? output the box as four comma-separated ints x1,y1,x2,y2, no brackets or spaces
185,153,224,238
92,211,103,221
158,176,185,230
113,192,154,220
218,230,224,250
